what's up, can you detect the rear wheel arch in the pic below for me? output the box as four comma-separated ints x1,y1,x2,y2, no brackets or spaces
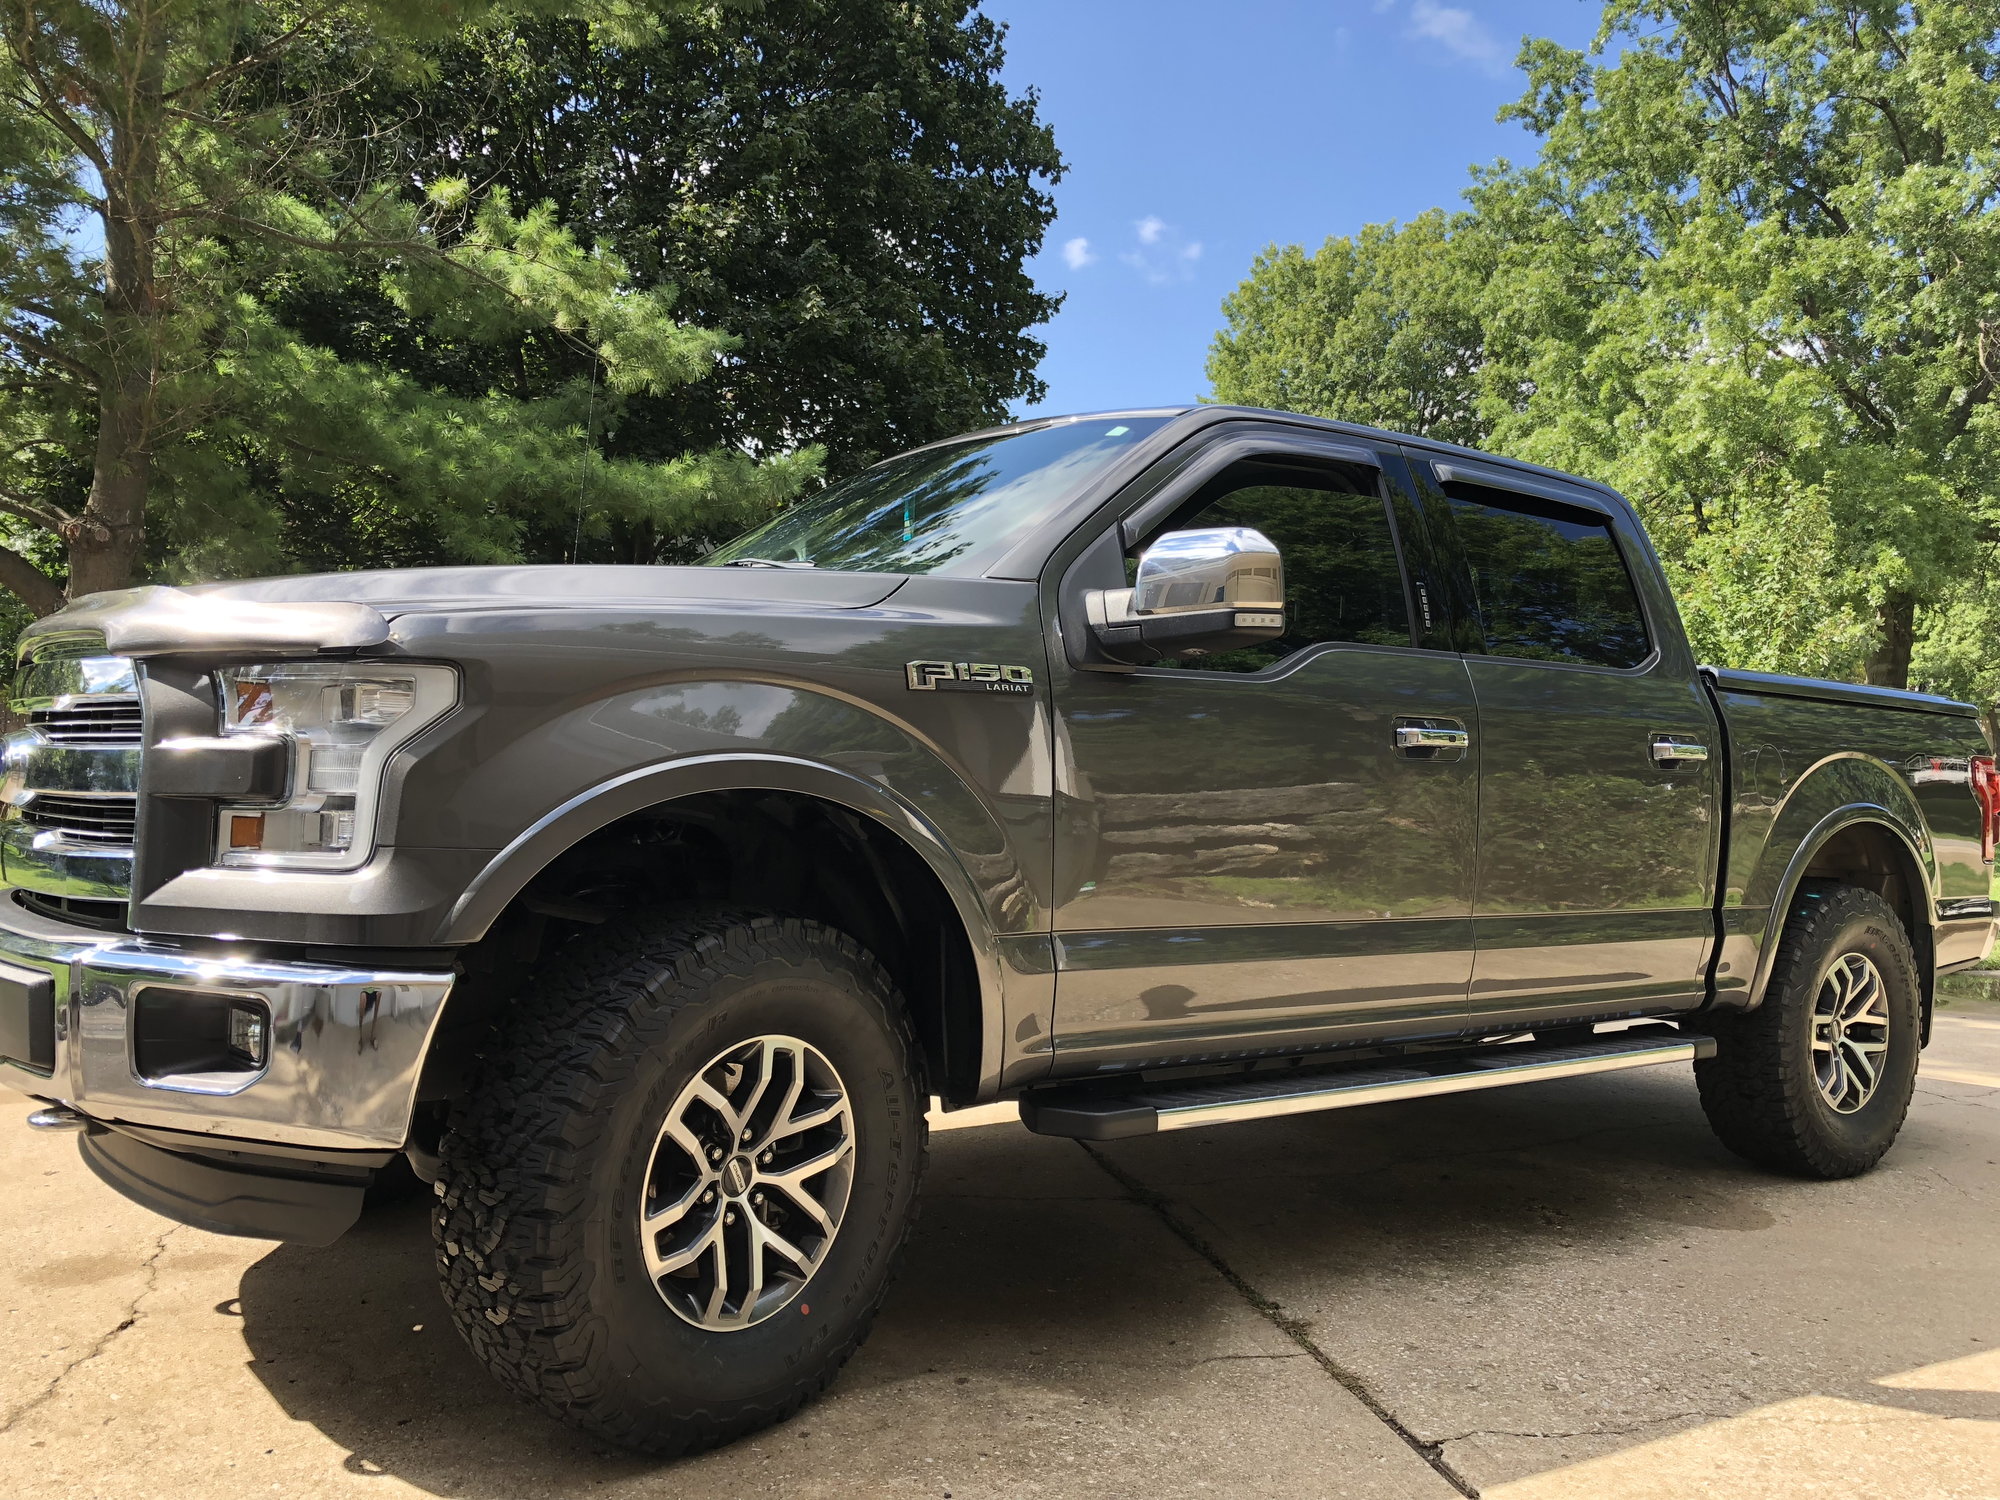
1750,809,1935,1025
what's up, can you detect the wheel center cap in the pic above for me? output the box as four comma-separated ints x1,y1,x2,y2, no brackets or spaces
721,1155,754,1196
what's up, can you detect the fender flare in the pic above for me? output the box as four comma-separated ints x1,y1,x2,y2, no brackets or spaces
1746,802,1936,1010
437,751,1008,1094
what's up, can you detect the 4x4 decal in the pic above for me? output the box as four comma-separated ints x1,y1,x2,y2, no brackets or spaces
905,660,1036,694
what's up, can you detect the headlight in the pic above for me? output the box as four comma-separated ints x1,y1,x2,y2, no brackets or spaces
213,660,457,868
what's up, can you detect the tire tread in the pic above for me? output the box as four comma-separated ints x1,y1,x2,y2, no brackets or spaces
432,910,925,1455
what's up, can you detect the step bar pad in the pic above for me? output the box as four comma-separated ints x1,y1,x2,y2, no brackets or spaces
1019,1027,1716,1141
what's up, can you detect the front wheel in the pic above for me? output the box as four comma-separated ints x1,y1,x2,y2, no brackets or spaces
433,912,927,1455
1695,884,1920,1179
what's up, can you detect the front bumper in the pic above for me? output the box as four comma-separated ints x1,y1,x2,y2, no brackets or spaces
0,895,455,1155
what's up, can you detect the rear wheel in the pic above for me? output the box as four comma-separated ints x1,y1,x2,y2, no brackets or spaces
433,912,927,1454
1695,884,1920,1179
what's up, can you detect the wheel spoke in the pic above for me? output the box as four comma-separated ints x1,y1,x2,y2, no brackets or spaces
769,1094,848,1142
645,1172,712,1228
753,1215,816,1277
735,1038,785,1143
703,1235,733,1326
1841,1037,1878,1091
646,1209,723,1280
763,1173,836,1238
761,1133,853,1196
686,1077,741,1136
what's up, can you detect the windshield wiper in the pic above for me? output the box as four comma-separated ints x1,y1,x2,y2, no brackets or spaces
722,557,817,569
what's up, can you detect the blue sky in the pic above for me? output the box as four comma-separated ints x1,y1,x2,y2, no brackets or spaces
987,0,1604,417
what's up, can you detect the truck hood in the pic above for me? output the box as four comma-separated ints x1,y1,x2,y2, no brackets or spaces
23,566,907,659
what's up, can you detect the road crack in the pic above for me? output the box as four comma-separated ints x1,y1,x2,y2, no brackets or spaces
1079,1142,1480,1498
0,1226,178,1434
1431,1409,1720,1446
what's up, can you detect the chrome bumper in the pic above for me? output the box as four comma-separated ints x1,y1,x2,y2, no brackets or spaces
0,899,454,1152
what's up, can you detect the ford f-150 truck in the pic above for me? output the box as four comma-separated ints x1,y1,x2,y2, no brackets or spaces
2,405,1994,1454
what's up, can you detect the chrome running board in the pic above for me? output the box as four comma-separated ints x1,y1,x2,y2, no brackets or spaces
1018,1028,1715,1141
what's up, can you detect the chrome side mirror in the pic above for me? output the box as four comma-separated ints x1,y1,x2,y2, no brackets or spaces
1084,527,1287,667
1134,527,1284,615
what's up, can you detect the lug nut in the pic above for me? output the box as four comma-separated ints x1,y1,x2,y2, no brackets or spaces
709,1145,724,1161
724,1210,737,1225
760,1150,774,1165
701,1189,715,1203
750,1191,764,1206
741,1128,754,1143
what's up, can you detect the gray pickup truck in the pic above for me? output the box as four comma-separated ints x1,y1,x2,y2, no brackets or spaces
2,405,1994,1453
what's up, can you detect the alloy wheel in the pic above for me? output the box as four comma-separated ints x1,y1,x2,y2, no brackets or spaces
1810,952,1891,1115
638,1035,855,1330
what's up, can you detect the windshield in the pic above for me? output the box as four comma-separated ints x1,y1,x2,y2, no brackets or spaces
705,416,1171,575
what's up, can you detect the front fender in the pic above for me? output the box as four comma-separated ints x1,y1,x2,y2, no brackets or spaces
418,668,1056,1098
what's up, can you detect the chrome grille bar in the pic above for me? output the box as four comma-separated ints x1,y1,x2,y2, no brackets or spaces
26,700,143,746
2,642,141,905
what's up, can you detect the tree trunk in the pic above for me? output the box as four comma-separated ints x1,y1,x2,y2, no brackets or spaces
1862,591,1916,690
66,16,168,605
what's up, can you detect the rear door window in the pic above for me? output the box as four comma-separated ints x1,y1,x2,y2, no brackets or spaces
1445,487,1651,669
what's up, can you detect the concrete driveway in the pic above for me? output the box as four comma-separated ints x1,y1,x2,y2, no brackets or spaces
5,998,2000,1500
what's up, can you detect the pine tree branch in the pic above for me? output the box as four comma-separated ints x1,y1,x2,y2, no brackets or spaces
0,541,64,617
0,324,100,385
0,485,75,534
4,9,113,179
162,4,344,104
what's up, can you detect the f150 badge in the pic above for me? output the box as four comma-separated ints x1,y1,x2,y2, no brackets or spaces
906,660,1036,694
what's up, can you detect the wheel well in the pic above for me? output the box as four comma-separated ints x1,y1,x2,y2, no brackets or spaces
422,789,984,1119
1794,820,1935,1021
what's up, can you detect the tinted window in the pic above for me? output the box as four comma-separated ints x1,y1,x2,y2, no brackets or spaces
1146,460,1411,672
706,417,1169,576
1447,490,1651,668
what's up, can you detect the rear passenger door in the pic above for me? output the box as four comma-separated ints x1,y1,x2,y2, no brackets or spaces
1416,457,1724,1030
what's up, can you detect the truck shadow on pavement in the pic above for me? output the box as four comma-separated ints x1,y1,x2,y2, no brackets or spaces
231,1070,2000,1497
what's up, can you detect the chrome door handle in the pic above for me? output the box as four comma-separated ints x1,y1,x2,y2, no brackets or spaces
1651,736,1709,764
1396,725,1471,751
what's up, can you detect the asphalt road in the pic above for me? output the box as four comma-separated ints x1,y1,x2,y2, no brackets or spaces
5,998,2000,1500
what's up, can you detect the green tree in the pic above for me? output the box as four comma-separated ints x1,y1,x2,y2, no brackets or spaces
0,1,817,614
1207,209,1493,449
1209,2,2000,697
292,0,1061,529
1473,0,2000,691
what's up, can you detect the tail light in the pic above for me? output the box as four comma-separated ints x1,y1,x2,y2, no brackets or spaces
1972,754,2000,863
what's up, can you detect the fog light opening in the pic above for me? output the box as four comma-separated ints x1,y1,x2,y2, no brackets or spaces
132,989,272,1082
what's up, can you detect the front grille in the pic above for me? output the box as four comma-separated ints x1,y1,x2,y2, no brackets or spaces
21,793,137,844
5,641,141,907
27,699,143,746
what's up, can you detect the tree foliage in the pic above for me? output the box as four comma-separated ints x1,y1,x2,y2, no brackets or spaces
387,2,1065,484
2,1,1061,610
1210,0,2000,698
1208,209,1493,450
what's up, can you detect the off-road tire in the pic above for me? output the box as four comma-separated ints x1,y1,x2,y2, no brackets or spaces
1695,884,1920,1179
433,912,927,1455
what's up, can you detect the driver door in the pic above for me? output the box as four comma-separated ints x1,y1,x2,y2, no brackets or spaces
1046,429,1478,1073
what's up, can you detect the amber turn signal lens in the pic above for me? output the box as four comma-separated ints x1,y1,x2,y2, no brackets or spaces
228,813,265,849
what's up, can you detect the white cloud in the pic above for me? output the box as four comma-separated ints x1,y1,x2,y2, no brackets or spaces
1119,217,1202,286
1062,236,1096,270
1405,0,1510,76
